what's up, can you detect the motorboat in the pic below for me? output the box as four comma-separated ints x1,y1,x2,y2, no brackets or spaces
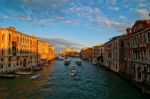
15,71,32,75
92,59,97,65
64,59,71,65
30,74,40,80
56,56,64,61
69,69,76,77
76,59,82,65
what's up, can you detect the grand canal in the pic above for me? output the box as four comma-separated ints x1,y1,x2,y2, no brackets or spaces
0,58,149,99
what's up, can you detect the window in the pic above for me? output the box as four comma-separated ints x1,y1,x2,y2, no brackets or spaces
8,34,11,41
148,32,150,43
138,24,143,30
2,48,4,55
8,64,11,67
17,36,19,42
1,58,3,62
9,57,11,62
134,27,137,33
2,34,4,40
8,47,11,54
143,34,146,43
149,50,150,63
0,64,3,69
120,41,124,47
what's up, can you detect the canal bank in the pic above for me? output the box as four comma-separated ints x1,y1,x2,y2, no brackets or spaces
0,58,149,99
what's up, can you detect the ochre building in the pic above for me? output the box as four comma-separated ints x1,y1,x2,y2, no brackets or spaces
0,27,55,73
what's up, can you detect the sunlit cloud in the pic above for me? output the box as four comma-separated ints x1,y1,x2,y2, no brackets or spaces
136,8,149,19
39,37,84,52
0,0,150,33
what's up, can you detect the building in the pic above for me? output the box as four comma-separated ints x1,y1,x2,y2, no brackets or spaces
37,40,49,64
124,20,150,82
104,35,125,72
62,48,74,57
0,26,55,74
0,27,38,73
97,44,105,65
93,44,105,65
47,45,55,61
80,47,93,60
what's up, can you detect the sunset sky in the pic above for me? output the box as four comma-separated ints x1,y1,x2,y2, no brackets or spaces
0,0,150,52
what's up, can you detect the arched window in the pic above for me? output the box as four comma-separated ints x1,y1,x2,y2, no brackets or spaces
148,32,150,43
17,36,19,42
8,34,11,41
0,64,3,69
8,47,11,54
2,34,4,40
2,48,4,55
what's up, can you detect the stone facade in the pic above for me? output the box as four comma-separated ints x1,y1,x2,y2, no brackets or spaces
48,45,55,61
93,44,105,65
37,40,49,64
80,47,93,60
0,27,55,73
124,20,150,82
104,35,125,72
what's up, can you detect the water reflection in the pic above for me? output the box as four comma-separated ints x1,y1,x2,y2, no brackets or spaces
0,58,149,99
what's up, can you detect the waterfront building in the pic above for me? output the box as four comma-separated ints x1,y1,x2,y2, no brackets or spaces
104,35,125,72
62,48,73,57
124,20,150,82
37,40,49,64
93,45,100,59
0,26,55,73
0,27,38,73
80,47,93,60
47,45,55,61
93,44,105,65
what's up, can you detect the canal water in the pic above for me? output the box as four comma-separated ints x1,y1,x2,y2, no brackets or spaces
0,58,149,99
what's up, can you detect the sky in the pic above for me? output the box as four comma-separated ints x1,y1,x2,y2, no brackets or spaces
0,0,150,52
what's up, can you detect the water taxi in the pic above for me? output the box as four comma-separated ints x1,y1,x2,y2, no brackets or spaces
30,75,39,80
69,69,76,77
76,59,82,65
64,59,71,65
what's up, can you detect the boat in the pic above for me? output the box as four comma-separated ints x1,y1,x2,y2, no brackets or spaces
76,59,82,65
92,59,97,65
0,74,16,79
69,69,76,77
64,59,71,65
56,56,64,61
15,71,32,75
30,75,40,80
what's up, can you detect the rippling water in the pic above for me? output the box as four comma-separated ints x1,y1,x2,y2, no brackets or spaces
0,58,149,99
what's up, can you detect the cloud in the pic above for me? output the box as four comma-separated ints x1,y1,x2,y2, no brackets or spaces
104,0,119,11
136,8,149,19
95,15,133,32
0,0,149,33
38,37,84,52
119,15,127,20
138,3,147,7
0,0,69,24
96,16,120,27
